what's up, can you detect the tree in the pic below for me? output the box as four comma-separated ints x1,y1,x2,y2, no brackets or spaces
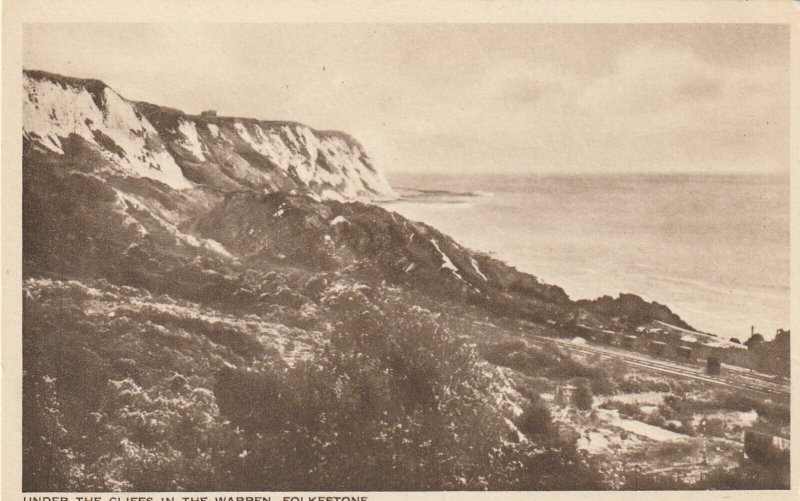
572,378,593,410
744,333,765,350
729,337,741,344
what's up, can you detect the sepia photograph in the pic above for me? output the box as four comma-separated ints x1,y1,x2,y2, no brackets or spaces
4,2,795,495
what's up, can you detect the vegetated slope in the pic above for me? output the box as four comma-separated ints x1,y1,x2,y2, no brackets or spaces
23,69,698,491
23,68,689,331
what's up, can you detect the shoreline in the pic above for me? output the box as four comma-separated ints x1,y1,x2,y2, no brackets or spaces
380,174,789,341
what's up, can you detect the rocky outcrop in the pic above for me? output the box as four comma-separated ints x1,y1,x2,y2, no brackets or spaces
577,293,692,330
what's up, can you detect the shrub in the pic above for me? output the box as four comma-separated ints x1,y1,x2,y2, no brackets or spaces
510,442,606,490
479,339,528,366
678,418,696,436
624,462,790,490
598,400,643,420
517,399,555,438
618,374,670,394
212,289,521,490
644,410,667,428
623,472,692,490
589,375,614,396
686,391,790,427
23,279,608,491
616,402,644,420
697,462,789,490
703,417,727,437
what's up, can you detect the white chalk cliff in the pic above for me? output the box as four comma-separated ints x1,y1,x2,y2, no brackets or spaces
23,70,396,201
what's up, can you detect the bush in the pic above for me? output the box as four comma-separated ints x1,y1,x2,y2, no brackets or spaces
683,391,790,428
624,462,790,490
480,340,563,376
23,279,608,491
479,339,528,366
644,410,667,428
589,375,614,396
510,442,606,490
617,374,671,394
616,402,643,420
211,288,525,490
623,472,693,490
703,417,727,438
678,418,696,436
598,400,643,420
698,466,789,490
517,399,555,438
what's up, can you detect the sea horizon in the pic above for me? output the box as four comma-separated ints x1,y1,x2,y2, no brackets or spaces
382,170,790,341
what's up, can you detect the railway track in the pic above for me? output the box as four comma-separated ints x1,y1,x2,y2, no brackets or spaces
527,334,790,400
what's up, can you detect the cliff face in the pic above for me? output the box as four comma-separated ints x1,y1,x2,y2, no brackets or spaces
22,69,693,334
23,70,396,201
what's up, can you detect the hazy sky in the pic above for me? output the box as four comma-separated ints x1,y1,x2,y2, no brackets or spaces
24,23,789,175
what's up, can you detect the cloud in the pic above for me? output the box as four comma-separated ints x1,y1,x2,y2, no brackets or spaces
674,77,721,100
501,78,564,105
24,24,788,174
455,43,789,173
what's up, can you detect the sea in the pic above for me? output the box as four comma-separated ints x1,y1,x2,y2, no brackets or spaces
381,172,790,341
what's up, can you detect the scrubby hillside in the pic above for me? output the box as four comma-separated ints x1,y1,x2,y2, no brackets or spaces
24,69,752,492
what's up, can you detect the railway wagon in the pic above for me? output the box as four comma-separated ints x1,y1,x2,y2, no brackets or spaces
649,340,667,355
707,357,721,375
597,329,617,345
